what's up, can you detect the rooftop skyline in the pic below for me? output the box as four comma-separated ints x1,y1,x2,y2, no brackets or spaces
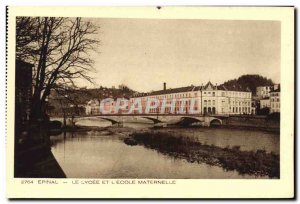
79,18,281,92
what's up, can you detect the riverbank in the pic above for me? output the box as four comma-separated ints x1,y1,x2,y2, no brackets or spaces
222,116,280,132
15,142,66,178
124,131,279,178
67,122,280,135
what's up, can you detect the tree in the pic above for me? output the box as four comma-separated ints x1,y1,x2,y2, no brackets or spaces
222,74,274,95
16,17,99,120
257,107,270,115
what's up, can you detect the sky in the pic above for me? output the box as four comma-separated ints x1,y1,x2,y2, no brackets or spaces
82,18,280,92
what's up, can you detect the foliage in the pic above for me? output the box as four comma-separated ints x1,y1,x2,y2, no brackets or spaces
47,85,137,116
222,74,274,94
128,131,279,178
267,112,280,121
257,107,270,115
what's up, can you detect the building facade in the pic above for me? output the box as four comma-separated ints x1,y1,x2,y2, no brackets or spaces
260,98,270,109
85,99,101,115
130,85,201,114
270,86,280,113
256,86,272,99
85,82,252,116
15,60,33,132
130,82,252,115
15,60,33,144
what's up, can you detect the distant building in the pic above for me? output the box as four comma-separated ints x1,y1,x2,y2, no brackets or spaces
256,86,272,99
270,85,280,113
85,99,100,115
85,97,128,115
260,98,270,109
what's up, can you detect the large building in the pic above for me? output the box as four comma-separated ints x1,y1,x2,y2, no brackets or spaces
130,82,252,115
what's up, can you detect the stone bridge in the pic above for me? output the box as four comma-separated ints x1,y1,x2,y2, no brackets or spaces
71,114,227,127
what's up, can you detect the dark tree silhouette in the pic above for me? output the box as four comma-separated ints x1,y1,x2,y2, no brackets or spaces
16,17,99,120
222,74,274,95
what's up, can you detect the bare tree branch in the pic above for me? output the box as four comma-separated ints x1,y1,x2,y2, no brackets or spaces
16,17,100,120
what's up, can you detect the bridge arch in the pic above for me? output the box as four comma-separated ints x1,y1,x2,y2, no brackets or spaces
141,117,162,124
209,118,222,126
98,117,120,125
176,116,203,126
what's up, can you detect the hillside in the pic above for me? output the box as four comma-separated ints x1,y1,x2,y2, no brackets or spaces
47,85,137,116
222,75,274,95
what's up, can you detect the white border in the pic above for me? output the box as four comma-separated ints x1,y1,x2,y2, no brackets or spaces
2,3,293,201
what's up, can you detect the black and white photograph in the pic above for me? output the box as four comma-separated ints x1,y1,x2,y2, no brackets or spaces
14,16,282,179
5,6,294,199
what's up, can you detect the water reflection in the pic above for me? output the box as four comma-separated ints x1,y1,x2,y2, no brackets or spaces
75,118,153,129
168,128,279,154
51,131,272,179
75,119,279,153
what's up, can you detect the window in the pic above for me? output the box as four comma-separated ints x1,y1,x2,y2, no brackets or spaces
221,92,225,97
212,92,215,96
212,107,216,114
208,107,212,114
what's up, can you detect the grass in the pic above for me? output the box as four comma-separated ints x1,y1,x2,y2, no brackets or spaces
125,131,280,178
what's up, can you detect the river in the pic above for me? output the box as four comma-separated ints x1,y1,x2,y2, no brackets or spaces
50,118,279,179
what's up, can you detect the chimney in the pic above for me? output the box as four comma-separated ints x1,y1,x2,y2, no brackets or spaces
163,82,166,91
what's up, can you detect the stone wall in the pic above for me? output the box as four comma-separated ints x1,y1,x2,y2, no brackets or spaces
223,116,280,130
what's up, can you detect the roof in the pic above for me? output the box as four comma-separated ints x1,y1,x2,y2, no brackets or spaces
133,81,251,98
270,87,280,93
270,84,281,93
134,86,200,97
220,84,251,92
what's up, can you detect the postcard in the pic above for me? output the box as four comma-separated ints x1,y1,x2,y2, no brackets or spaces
6,6,294,199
